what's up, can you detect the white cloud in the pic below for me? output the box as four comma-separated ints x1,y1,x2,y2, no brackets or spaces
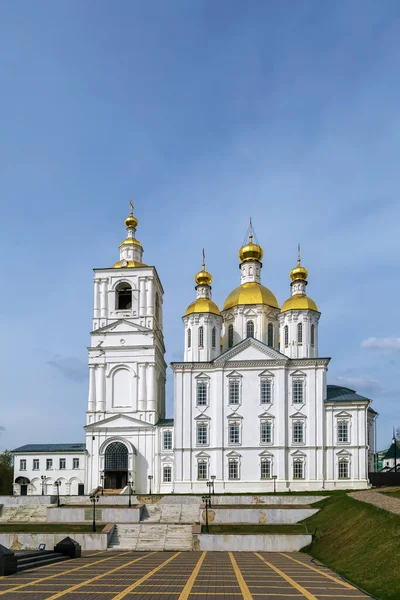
361,337,400,351
331,376,382,394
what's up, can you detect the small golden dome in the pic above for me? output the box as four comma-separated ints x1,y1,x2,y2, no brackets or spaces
125,215,138,229
238,222,263,263
281,294,318,313
113,260,148,269
194,249,212,286
223,282,279,311
120,237,142,248
290,244,308,281
185,297,221,316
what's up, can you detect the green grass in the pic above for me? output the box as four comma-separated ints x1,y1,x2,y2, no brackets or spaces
202,524,309,534
378,489,400,499
302,494,400,600
0,524,101,533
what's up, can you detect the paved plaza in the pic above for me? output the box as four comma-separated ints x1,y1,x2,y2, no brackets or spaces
0,550,371,599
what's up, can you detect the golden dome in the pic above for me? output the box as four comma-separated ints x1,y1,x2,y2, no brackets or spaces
238,221,263,263
185,297,221,316
290,244,308,281
113,260,148,269
281,294,318,313
120,237,142,248
223,282,279,311
194,249,212,286
125,215,138,229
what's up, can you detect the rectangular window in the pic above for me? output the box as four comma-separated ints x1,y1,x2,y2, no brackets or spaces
228,459,239,479
163,430,173,450
337,421,349,443
46,459,53,470
260,459,271,479
229,379,240,404
59,458,66,470
260,380,272,404
163,466,172,482
197,423,208,446
20,459,26,470
293,460,304,479
197,460,208,480
338,460,349,479
229,422,240,444
293,380,304,404
33,459,39,470
73,458,80,469
197,382,208,406
293,422,304,444
260,421,272,444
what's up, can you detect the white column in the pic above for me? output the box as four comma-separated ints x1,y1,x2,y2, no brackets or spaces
94,280,100,317
88,366,96,411
148,279,154,316
147,363,156,412
100,280,107,318
139,278,146,317
97,365,106,412
138,364,147,411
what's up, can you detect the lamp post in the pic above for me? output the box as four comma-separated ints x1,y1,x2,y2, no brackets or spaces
202,494,211,533
272,475,277,496
148,475,153,495
210,475,216,495
206,481,213,506
127,480,133,508
90,495,100,533
41,475,46,496
54,480,61,507
100,473,105,495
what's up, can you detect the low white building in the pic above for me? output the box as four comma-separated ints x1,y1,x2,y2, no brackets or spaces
12,206,377,495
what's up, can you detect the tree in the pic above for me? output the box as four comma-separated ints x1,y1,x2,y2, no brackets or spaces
0,451,13,495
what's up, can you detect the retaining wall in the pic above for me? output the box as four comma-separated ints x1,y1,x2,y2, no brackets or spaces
194,533,312,552
200,506,319,525
47,505,142,523
0,531,111,551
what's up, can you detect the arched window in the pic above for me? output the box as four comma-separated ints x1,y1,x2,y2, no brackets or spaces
267,323,273,347
246,320,254,338
187,328,191,348
297,322,303,344
116,282,132,310
212,327,216,348
198,326,204,347
228,324,234,348
311,324,315,346
104,442,128,471
284,325,289,347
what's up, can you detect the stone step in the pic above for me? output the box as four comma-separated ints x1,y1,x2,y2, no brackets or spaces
109,523,193,551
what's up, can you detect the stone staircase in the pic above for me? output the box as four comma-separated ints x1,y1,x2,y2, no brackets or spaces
15,550,70,572
0,505,47,523
140,503,199,524
108,524,193,551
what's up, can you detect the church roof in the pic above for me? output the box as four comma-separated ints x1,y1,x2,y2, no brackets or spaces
384,442,400,459
12,443,86,453
325,385,377,413
156,418,174,427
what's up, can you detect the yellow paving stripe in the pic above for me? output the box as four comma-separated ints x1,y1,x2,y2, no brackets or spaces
280,554,356,590
177,552,207,600
229,552,253,600
0,551,134,596
255,553,318,600
45,551,158,600
111,552,181,600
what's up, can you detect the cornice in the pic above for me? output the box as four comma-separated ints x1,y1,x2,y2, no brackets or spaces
171,358,330,370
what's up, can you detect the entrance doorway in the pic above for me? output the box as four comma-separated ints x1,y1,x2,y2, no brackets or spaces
104,442,128,489
20,484,28,496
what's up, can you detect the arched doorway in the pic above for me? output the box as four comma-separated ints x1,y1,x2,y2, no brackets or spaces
15,476,30,496
104,442,128,489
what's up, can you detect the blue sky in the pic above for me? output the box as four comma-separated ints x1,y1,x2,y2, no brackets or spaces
1,1,399,452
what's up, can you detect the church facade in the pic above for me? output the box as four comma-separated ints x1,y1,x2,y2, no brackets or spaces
12,206,377,494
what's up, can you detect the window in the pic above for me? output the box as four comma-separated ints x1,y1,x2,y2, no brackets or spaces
338,459,349,479
197,459,208,480
212,327,216,348
311,324,315,346
116,282,132,310
297,322,303,344
267,323,273,347
260,379,272,404
293,422,304,444
228,324,234,348
197,423,208,445
46,459,53,470
73,458,80,469
229,379,240,405
155,293,160,322
293,460,304,479
198,326,204,347
260,421,272,444
229,422,240,445
261,459,271,479
163,430,173,450
197,381,208,406
246,320,254,338
293,379,304,404
228,459,239,479
187,328,191,348
33,459,39,470
337,421,349,443
284,325,289,347
163,466,172,482
20,459,26,471
59,458,66,470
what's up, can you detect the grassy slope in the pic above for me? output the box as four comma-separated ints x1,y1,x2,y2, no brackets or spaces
0,524,99,533
302,494,400,600
379,489,400,499
204,524,308,534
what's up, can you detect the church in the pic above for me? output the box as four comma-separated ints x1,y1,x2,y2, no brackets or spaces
12,204,377,495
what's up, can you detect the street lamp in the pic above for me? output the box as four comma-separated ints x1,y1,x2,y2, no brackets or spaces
100,473,105,495
210,475,216,495
41,475,46,496
148,475,153,495
127,480,133,508
90,495,100,532
54,480,61,507
272,475,278,496
206,481,213,506
201,494,211,533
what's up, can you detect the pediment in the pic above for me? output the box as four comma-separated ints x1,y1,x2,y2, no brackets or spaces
226,450,241,458
336,449,351,456
227,412,243,419
161,455,174,462
226,370,242,378
258,369,275,378
291,449,306,457
84,413,154,431
195,451,210,458
289,411,307,419
92,319,152,335
195,372,210,380
258,411,274,418
194,413,211,421
335,411,351,418
214,337,288,364
290,369,307,377
259,449,274,457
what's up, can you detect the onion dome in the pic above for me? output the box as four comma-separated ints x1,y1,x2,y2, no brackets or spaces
281,295,318,312
185,297,221,316
195,251,213,286
281,245,318,313
223,282,278,311
238,231,263,263
113,201,144,268
185,250,220,317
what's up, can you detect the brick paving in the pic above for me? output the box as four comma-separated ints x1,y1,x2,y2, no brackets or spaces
0,550,371,599
348,489,400,516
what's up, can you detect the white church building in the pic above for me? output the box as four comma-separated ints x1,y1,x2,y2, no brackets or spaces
13,205,377,495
